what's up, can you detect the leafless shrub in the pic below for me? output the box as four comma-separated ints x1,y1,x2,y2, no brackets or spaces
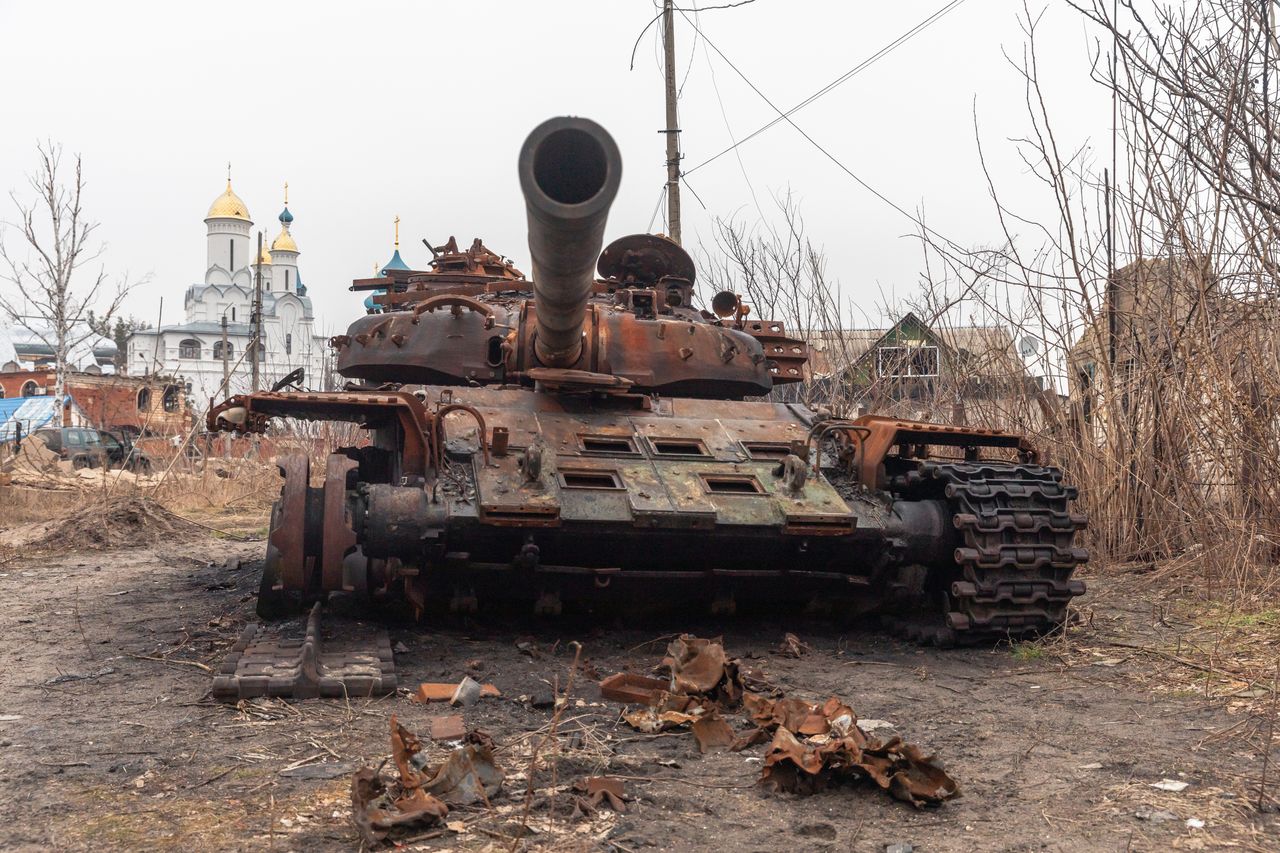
698,191,866,412
907,0,1280,601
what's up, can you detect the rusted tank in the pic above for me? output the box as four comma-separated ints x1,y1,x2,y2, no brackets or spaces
210,116,1087,644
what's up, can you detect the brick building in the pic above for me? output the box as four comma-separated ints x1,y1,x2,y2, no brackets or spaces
0,367,188,435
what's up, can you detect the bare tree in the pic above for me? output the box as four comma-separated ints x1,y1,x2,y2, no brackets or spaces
698,191,866,411
0,142,138,397
899,0,1280,596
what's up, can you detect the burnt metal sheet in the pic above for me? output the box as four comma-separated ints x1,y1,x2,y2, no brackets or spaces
322,454,358,592
760,725,960,807
213,603,396,701
273,454,309,592
209,391,433,478
643,462,717,527
474,454,561,527
715,416,811,455
629,416,741,461
552,455,641,523
599,672,670,705
619,459,679,521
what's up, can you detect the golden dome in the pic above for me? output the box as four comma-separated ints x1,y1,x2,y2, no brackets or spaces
206,180,251,221
272,227,298,254
258,244,273,265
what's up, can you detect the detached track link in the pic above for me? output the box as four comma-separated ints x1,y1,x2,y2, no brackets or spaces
924,460,1088,642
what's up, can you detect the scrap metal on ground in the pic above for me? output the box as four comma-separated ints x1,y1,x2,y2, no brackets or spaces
605,634,959,808
352,715,505,846
212,603,396,702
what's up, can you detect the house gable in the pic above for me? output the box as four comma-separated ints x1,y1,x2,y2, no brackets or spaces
845,312,954,384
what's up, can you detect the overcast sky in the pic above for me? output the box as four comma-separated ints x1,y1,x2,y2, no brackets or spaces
0,0,1111,338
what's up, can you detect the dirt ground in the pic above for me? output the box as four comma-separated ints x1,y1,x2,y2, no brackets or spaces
0,521,1278,852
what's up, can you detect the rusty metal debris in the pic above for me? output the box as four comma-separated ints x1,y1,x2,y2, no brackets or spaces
776,632,811,658
599,672,669,705
390,715,504,805
604,634,959,806
428,715,467,742
666,634,735,699
741,693,856,739
352,715,506,846
212,603,395,702
664,634,772,706
351,765,447,846
412,680,501,704
762,727,958,808
573,776,627,814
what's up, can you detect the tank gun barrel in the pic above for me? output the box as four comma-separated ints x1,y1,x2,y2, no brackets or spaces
518,117,622,367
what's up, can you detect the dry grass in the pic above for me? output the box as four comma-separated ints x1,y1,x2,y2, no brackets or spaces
0,482,84,525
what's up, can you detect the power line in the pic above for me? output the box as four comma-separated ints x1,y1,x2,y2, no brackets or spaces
695,0,766,221
629,0,761,70
685,0,970,175
680,10,967,251
680,174,708,210
647,183,668,232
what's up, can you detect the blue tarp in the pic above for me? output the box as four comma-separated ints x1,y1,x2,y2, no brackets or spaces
0,396,77,442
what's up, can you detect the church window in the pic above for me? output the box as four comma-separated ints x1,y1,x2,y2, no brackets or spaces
230,239,235,270
179,339,201,359
162,385,180,412
213,340,234,360
231,307,236,322
285,270,291,291
137,388,151,411
286,333,292,355
21,381,40,397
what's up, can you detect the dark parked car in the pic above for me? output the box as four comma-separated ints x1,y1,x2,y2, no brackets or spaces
99,430,152,474
32,427,108,469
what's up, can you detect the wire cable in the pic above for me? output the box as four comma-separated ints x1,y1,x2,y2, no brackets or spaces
647,183,669,232
680,10,967,251
685,0,970,175
696,0,766,221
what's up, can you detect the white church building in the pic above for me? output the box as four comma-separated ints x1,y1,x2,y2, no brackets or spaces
127,178,330,405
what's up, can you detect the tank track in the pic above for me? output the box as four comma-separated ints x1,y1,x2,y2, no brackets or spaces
897,460,1088,645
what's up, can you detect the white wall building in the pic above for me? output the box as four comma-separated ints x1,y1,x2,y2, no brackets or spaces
127,179,330,405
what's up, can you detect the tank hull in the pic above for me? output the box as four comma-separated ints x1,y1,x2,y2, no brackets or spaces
230,385,1086,643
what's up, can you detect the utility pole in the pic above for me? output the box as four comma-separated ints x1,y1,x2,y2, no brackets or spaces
251,231,264,392
662,0,682,245
149,297,164,378
220,313,230,396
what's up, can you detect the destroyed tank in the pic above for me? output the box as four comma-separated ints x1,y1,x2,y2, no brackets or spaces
210,116,1087,644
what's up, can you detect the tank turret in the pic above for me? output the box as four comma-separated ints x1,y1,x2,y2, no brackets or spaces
334,115,808,397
